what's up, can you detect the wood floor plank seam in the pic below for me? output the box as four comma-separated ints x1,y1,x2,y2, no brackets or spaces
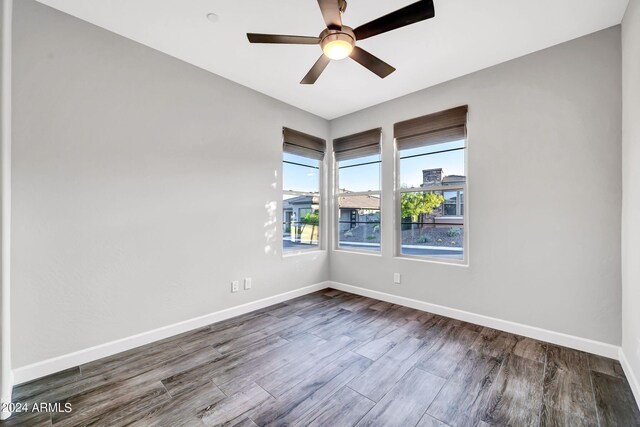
254,382,277,402
477,354,507,424
588,354,603,427
538,344,549,427
292,386,375,427
291,381,368,427
413,362,448,381
344,385,377,404
419,413,453,427
343,387,380,427
158,380,172,399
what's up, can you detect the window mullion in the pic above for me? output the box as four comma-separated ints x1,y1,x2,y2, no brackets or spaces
335,190,380,198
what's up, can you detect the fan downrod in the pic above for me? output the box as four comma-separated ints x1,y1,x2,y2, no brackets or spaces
339,0,347,14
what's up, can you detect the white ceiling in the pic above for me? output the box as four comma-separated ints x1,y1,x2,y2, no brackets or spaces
36,0,628,119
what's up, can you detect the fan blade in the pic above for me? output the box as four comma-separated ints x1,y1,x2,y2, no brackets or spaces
247,33,320,44
301,55,331,84
353,0,435,41
349,47,395,78
317,0,342,30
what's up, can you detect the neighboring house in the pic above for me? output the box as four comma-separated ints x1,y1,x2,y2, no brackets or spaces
338,193,381,232
286,171,460,235
420,168,465,227
284,192,380,235
282,195,319,243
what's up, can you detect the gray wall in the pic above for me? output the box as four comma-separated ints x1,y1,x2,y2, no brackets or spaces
329,27,622,345
12,0,329,368
622,0,640,390
11,0,625,372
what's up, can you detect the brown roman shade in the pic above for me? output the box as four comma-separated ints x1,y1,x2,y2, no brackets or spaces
333,128,382,161
283,127,326,160
394,105,468,150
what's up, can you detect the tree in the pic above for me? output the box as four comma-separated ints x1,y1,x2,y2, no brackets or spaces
299,211,320,244
401,192,444,235
401,192,444,221
301,212,319,225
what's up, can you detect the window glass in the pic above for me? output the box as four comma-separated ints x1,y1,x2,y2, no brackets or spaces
338,154,380,193
336,154,381,252
398,140,465,261
443,191,458,216
283,153,321,253
399,148,464,189
283,153,320,193
338,195,380,251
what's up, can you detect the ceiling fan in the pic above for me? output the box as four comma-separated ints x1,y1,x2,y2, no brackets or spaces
247,0,435,84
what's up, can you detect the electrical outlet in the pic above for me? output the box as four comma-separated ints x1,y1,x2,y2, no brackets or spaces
394,273,401,284
244,278,252,290
231,281,239,293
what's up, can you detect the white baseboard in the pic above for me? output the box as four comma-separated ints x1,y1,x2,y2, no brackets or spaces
328,281,620,359
0,370,13,420
0,392,11,421
11,280,624,387
619,348,640,410
12,282,330,385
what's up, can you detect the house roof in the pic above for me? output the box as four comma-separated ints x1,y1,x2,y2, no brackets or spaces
338,194,380,210
284,195,319,206
443,175,466,184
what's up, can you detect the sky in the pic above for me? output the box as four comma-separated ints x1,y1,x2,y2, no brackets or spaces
283,153,320,193
283,140,465,194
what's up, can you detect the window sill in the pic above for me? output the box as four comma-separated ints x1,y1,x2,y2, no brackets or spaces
394,254,469,267
282,249,326,258
333,248,382,257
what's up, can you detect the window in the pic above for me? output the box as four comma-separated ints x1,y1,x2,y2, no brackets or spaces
334,129,382,252
282,128,326,254
395,106,468,262
443,190,464,216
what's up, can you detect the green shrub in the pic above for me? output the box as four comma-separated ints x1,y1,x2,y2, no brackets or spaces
447,227,462,237
301,212,319,225
417,235,431,244
372,224,380,233
367,235,376,240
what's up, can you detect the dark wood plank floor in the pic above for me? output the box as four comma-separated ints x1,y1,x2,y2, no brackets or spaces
2,289,639,427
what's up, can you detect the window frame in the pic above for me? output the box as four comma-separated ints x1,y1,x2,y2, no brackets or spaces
333,154,382,255
394,138,469,266
282,154,324,257
443,189,464,217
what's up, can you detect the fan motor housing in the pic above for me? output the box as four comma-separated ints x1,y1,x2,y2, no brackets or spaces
319,26,355,51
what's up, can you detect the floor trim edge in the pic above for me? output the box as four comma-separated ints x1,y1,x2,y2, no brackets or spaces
328,281,620,359
620,348,640,411
12,281,330,385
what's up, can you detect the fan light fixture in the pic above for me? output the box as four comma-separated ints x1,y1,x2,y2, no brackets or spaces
321,32,354,60
246,0,436,84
